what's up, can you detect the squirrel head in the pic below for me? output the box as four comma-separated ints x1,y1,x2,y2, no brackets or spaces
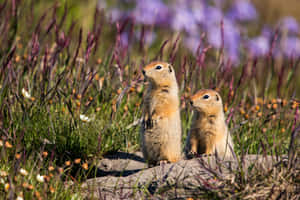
190,89,223,116
142,61,176,87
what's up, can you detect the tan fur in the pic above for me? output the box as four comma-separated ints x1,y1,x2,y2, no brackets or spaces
185,89,234,160
140,61,182,166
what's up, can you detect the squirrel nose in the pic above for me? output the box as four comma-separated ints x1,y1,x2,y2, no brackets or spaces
190,100,193,106
142,70,146,76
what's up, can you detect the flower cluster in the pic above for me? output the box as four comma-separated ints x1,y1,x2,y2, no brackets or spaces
99,0,300,64
0,146,89,199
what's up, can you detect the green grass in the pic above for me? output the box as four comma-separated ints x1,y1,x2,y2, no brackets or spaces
0,0,299,199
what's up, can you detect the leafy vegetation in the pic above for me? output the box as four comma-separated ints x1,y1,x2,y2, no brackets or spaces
0,0,299,199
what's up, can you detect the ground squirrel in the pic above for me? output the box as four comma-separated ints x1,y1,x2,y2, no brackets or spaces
185,89,234,160
140,61,182,166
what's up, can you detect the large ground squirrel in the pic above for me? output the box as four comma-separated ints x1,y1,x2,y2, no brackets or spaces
185,89,234,159
140,61,182,166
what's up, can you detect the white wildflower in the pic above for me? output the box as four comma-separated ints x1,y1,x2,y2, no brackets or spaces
0,170,8,177
0,140,3,146
21,88,31,99
16,196,24,200
19,168,28,176
76,57,84,63
71,193,80,200
80,114,92,122
36,174,44,183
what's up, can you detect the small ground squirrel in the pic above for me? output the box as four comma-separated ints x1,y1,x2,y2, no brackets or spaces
185,89,234,160
140,61,182,166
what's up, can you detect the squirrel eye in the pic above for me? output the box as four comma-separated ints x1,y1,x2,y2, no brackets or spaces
155,65,162,70
203,94,210,99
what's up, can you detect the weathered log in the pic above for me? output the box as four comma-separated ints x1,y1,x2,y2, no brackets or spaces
82,152,292,199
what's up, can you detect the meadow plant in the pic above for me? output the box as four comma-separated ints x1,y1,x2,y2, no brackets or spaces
0,0,299,199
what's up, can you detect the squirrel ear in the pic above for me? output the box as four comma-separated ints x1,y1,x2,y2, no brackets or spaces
168,65,173,73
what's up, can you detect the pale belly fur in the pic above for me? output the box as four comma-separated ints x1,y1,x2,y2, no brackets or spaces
140,111,182,165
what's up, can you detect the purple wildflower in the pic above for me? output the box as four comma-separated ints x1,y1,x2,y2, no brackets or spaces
190,0,205,24
226,43,240,64
282,37,300,57
227,0,257,21
279,16,299,34
207,20,241,63
135,30,156,45
248,26,272,57
107,8,127,22
120,32,129,48
248,36,270,57
204,6,223,26
171,6,198,34
207,25,222,48
133,0,169,25
261,26,272,38
184,35,201,54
